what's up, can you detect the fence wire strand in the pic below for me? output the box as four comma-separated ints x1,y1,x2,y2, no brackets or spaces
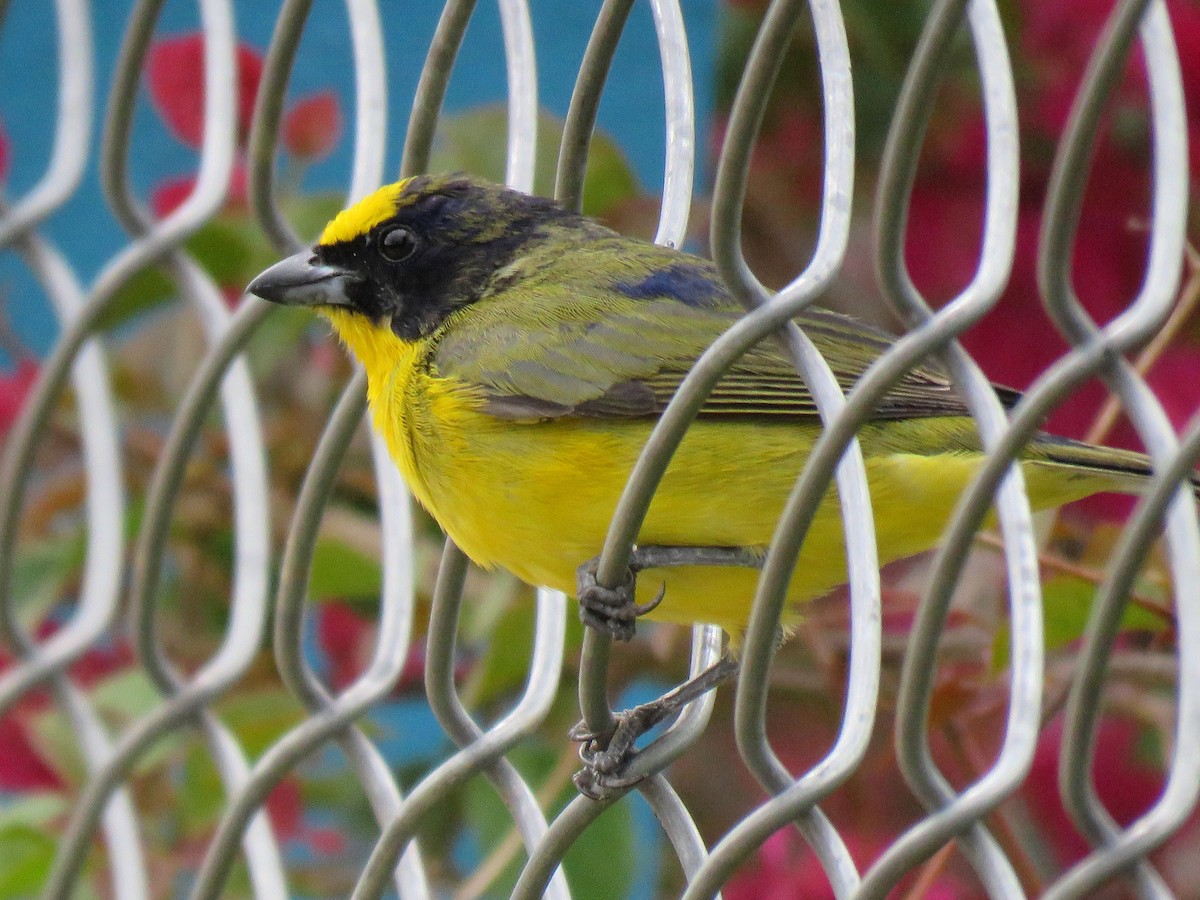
0,0,1195,897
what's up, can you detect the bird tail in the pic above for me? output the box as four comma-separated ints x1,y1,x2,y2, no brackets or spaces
1031,434,1200,498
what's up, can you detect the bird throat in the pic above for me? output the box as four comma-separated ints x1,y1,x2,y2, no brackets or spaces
322,307,414,379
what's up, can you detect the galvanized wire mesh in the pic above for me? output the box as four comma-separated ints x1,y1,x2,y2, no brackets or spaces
0,0,1196,897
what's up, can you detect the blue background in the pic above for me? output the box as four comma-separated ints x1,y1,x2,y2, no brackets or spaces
0,0,717,358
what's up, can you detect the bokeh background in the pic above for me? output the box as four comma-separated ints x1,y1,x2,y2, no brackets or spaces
2,1,1200,897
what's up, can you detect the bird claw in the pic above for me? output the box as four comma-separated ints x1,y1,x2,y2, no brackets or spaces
566,719,610,745
572,766,646,802
575,557,665,642
569,702,673,799
568,655,741,800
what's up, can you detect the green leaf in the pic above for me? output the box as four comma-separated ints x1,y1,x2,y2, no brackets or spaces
282,193,347,244
308,536,383,601
21,710,83,786
462,592,537,709
430,105,640,219
97,197,339,331
992,575,1169,670
95,215,266,330
561,794,635,900
11,530,86,625
460,748,552,896
94,266,177,331
31,670,181,778
216,686,306,758
175,743,226,835
90,669,162,722
244,304,313,375
184,216,261,285
714,8,762,112
0,793,67,831
298,770,376,836
578,140,641,222
0,824,56,898
456,744,634,899
462,585,582,710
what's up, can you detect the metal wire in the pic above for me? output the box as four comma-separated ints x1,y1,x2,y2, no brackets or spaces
190,0,430,895
0,6,138,862
1,1,1195,898
34,0,292,893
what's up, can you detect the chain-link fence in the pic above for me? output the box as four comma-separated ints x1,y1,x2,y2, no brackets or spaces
1,0,1197,897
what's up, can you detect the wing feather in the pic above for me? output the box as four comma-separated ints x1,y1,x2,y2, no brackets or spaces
432,243,1013,423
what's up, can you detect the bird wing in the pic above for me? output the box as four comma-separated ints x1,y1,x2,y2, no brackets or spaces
432,247,1012,422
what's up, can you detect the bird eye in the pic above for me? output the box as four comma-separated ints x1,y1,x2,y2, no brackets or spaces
378,226,418,263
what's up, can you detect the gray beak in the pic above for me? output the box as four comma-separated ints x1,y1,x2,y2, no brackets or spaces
247,251,357,308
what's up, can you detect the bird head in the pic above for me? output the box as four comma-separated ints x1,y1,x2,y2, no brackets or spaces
248,174,590,342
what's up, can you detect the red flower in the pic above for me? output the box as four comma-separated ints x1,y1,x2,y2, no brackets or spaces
904,0,1200,450
1144,346,1200,433
146,34,342,221
146,34,264,148
725,830,968,899
306,827,347,856
317,602,373,691
725,831,837,900
0,359,38,436
149,176,195,219
265,775,303,838
0,715,62,791
1023,717,1166,866
282,90,343,162
265,775,350,857
149,161,248,219
0,118,9,183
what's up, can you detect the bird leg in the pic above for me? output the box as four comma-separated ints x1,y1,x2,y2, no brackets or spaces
570,654,740,800
574,559,663,642
571,545,760,797
575,544,764,641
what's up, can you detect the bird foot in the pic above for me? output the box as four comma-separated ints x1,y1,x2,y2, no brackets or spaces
569,655,741,801
569,703,670,800
576,545,763,642
575,557,665,642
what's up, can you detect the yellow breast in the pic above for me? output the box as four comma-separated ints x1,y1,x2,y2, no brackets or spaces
321,309,1110,635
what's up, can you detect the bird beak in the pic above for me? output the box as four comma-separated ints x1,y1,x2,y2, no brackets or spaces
247,251,357,309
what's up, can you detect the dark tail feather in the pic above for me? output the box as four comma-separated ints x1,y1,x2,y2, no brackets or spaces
1032,434,1200,497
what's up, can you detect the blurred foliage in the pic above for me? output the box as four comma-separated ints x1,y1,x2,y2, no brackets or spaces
98,195,344,331
0,29,657,895
431,104,641,221
707,1,1200,894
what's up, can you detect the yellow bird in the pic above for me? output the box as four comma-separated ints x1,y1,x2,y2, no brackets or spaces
249,174,1174,784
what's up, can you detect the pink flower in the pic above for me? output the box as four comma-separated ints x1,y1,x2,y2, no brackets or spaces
904,0,1200,454
0,716,62,791
266,776,303,838
0,359,38,436
282,90,343,162
146,34,264,149
725,830,968,899
306,826,347,856
150,161,248,220
725,831,836,900
0,118,9,183
1024,717,1166,866
317,602,372,691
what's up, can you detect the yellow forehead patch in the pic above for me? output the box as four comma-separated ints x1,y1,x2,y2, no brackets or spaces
317,179,411,246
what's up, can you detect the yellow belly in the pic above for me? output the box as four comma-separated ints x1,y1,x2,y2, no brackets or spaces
369,370,1108,635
